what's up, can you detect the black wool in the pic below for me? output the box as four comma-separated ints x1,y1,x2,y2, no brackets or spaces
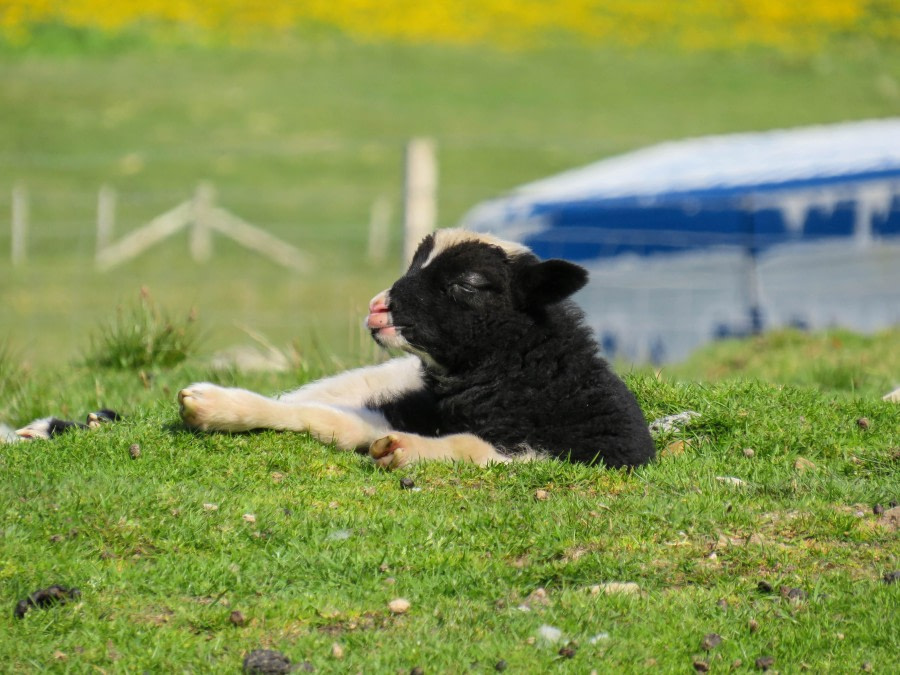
369,237,656,468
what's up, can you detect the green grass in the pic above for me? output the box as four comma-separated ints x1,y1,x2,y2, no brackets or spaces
1,35,898,671
665,328,900,399
0,359,897,672
2,37,900,366
83,288,201,370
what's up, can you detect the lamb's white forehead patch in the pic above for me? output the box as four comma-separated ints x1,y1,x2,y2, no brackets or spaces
421,229,531,268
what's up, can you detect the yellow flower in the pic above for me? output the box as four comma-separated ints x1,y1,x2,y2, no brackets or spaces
0,0,896,52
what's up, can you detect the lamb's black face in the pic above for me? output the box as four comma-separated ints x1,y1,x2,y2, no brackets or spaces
366,230,588,370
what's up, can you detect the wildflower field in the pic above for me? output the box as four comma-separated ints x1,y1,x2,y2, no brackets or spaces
2,0,899,52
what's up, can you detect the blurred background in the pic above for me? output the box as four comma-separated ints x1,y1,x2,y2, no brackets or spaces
2,1,899,376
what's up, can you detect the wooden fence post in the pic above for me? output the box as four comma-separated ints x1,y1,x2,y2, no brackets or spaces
403,138,437,264
191,182,215,263
11,183,28,266
96,184,116,257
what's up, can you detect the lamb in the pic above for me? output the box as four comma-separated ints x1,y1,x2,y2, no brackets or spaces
178,229,656,469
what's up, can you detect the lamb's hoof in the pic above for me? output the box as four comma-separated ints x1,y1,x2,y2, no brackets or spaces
178,383,218,430
86,409,121,429
369,434,408,470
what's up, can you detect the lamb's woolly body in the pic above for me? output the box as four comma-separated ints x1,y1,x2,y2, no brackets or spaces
367,234,654,467
178,228,656,469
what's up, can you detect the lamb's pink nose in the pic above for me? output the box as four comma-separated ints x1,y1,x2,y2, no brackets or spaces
369,291,389,314
366,290,392,330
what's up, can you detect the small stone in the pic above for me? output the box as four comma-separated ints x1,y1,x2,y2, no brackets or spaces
732,659,743,669
716,476,746,487
873,504,884,515
536,624,563,644
494,660,508,672
129,444,141,459
755,656,775,671
862,661,873,672
243,514,256,523
693,661,710,672
701,633,722,651
535,489,550,501
749,619,760,633
270,472,285,483
781,586,807,601
526,587,549,606
742,448,755,458
558,644,577,659
388,598,411,614
229,610,246,626
757,580,774,593
203,503,218,511
330,643,344,660
242,649,292,674
883,571,900,584
399,477,416,490
856,417,870,430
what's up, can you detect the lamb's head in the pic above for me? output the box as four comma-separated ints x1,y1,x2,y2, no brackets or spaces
366,229,588,370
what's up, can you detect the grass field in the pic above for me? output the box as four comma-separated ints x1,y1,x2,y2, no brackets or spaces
1,349,897,672
3,36,900,367
1,25,899,673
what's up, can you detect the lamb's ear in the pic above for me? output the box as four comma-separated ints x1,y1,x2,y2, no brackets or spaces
516,258,588,306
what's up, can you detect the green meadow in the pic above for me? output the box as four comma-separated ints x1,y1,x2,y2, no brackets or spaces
1,32,898,673
2,37,900,366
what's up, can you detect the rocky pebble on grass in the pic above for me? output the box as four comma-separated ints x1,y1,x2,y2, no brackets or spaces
388,598,411,614
242,650,292,674
755,655,775,670
558,644,577,659
700,633,722,651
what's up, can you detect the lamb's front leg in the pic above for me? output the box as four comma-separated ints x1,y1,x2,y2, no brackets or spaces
178,383,390,449
369,432,512,469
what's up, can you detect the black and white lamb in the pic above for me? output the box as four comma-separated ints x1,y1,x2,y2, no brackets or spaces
178,229,656,469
